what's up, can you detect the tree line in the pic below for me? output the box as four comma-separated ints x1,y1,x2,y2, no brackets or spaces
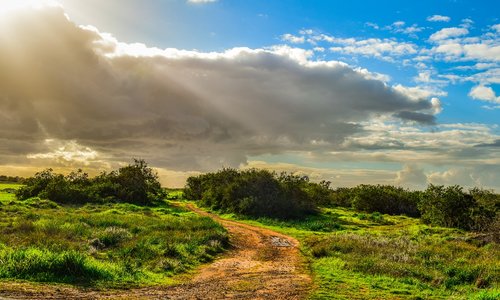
185,168,499,233
0,175,24,183
14,162,499,234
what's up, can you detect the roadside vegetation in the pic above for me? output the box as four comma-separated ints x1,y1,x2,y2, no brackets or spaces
185,169,500,299
0,162,228,287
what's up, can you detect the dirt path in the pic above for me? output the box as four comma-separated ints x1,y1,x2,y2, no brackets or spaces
0,205,312,299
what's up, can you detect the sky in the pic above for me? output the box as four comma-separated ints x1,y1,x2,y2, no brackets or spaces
0,0,499,190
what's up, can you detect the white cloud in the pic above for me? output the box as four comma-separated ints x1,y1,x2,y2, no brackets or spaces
365,22,379,30
429,27,469,42
27,139,101,167
382,21,424,37
395,164,427,189
328,37,418,60
463,43,500,61
427,15,451,22
469,85,500,103
427,165,500,189
393,84,447,100
281,33,305,44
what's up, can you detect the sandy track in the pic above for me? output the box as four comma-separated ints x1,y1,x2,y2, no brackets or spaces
0,204,312,299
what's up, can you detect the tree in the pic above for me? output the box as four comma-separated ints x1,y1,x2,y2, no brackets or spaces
16,159,165,205
418,185,475,230
114,159,165,205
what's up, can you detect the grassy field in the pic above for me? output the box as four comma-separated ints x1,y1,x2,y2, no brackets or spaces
0,184,228,287
216,206,499,299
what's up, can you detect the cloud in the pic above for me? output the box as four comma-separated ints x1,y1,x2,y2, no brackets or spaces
429,27,469,42
281,33,305,44
469,85,500,103
328,37,418,60
282,30,418,61
427,165,500,188
395,164,427,189
384,21,424,36
427,15,451,22
0,7,439,173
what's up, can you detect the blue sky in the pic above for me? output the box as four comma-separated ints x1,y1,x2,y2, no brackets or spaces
0,0,498,189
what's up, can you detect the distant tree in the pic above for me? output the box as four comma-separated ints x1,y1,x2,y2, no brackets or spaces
418,185,476,230
350,184,420,217
16,159,165,205
16,169,56,200
0,175,24,183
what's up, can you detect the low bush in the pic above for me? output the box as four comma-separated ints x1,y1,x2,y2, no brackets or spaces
185,168,322,219
419,185,499,231
16,159,165,205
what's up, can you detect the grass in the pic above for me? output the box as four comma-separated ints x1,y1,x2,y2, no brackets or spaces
0,183,22,202
213,205,499,299
0,185,229,287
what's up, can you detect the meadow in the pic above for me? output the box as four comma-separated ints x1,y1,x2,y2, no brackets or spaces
0,183,228,287
217,207,499,299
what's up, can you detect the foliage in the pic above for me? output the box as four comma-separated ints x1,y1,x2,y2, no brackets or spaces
327,184,421,217
16,159,165,205
0,175,24,183
419,185,499,232
184,168,323,219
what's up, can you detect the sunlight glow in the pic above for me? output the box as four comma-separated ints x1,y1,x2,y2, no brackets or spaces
0,0,60,15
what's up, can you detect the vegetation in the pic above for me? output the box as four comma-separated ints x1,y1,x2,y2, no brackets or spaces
0,175,24,183
419,185,499,232
16,159,165,205
185,168,320,219
0,183,228,286
186,169,499,235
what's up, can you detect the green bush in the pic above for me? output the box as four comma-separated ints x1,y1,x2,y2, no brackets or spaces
16,159,165,205
185,169,320,219
418,185,498,231
328,185,421,217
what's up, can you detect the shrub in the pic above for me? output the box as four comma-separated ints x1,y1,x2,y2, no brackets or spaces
330,185,421,217
15,159,165,205
185,169,320,219
418,185,498,231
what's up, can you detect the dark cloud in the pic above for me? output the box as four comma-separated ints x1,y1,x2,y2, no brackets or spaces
394,111,436,124
475,139,500,147
0,7,439,171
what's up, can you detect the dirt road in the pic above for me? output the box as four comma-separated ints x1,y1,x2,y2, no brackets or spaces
0,205,312,299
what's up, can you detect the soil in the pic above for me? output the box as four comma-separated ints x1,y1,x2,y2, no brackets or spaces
0,204,312,299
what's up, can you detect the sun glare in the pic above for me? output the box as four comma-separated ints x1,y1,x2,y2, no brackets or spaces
0,0,60,15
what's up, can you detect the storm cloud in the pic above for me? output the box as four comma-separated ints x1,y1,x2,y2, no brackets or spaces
0,7,439,171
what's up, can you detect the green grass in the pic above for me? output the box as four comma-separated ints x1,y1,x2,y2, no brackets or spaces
213,205,499,299
0,186,228,287
0,183,23,202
